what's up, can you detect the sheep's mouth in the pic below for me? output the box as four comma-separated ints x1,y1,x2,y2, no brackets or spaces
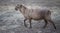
15,8,18,11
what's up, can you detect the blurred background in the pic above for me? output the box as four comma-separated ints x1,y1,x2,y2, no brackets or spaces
0,0,60,33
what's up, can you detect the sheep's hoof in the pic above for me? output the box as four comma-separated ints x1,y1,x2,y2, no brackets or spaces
25,26,27,27
42,26,46,29
54,27,56,29
29,26,32,29
24,25,27,27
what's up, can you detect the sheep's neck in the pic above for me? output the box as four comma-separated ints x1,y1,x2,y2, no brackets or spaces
19,8,27,15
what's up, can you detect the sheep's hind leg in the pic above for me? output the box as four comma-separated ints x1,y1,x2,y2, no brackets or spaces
48,19,56,29
29,19,32,28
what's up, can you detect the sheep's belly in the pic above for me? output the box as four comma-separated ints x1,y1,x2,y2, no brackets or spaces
30,14,43,20
32,16,43,20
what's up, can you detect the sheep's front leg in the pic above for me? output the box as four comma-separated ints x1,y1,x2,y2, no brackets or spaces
29,19,32,28
24,18,27,27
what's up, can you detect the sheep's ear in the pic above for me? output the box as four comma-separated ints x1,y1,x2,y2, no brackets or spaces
20,4,23,7
17,4,20,6
21,4,25,6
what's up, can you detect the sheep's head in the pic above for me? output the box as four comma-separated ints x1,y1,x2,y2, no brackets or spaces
15,4,27,13
15,4,20,11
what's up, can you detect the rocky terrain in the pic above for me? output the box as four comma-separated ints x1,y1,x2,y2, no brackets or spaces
0,0,60,33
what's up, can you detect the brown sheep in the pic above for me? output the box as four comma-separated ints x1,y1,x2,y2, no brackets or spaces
15,4,56,29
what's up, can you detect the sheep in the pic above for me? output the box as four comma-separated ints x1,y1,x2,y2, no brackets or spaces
15,4,56,29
